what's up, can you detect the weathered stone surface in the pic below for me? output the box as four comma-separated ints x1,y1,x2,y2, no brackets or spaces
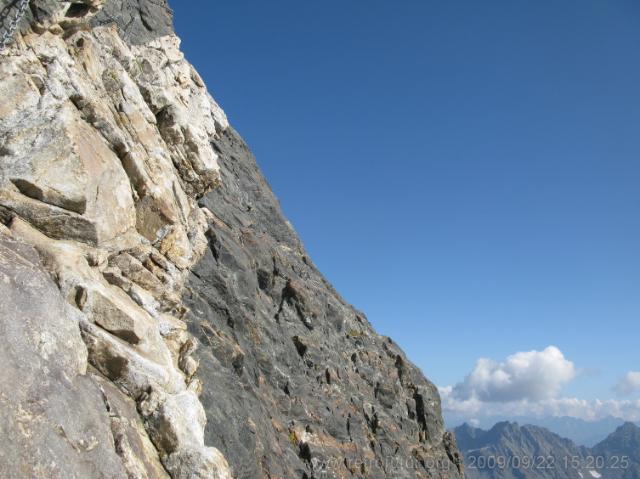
95,375,172,479
138,389,232,479
92,0,174,45
1,4,226,247
184,128,464,479
0,99,137,245
79,286,154,344
1,1,232,477
0,233,125,478
0,1,461,478
81,319,185,397
163,448,233,479
0,188,100,244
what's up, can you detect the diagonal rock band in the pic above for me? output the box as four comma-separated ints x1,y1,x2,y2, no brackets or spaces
0,1,463,479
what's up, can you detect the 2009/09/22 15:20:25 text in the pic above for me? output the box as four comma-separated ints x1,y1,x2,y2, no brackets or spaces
466,455,631,471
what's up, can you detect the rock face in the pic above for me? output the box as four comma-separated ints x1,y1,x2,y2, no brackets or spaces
0,234,130,479
185,129,464,479
1,1,230,477
0,1,462,478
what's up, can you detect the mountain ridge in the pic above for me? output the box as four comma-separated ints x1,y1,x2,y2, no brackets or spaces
455,421,640,479
449,416,633,447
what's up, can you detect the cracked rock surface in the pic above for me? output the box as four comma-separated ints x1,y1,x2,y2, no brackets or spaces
0,1,462,478
185,129,464,479
1,0,230,477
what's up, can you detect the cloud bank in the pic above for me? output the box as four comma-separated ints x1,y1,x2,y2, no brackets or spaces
440,387,640,422
440,347,640,423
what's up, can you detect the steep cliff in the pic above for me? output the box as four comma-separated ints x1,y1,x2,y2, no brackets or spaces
0,1,463,478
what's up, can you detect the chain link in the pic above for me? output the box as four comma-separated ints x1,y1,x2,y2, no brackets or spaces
0,0,30,51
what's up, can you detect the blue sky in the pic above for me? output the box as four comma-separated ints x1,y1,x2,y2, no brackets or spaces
172,1,640,422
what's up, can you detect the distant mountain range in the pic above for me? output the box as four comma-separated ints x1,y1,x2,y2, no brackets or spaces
522,417,630,448
455,422,640,479
449,416,629,447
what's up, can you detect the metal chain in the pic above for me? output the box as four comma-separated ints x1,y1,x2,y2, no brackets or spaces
0,0,30,51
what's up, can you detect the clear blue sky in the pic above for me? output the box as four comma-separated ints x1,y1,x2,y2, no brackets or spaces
172,1,640,417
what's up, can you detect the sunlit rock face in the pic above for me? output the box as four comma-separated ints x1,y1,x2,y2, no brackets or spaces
0,1,462,478
1,1,229,477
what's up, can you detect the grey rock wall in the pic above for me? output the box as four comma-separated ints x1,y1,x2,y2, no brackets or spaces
0,232,169,479
0,1,462,478
183,128,464,479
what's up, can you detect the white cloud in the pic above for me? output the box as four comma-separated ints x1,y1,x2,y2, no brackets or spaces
452,346,576,403
614,371,640,396
438,347,640,424
439,387,640,422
